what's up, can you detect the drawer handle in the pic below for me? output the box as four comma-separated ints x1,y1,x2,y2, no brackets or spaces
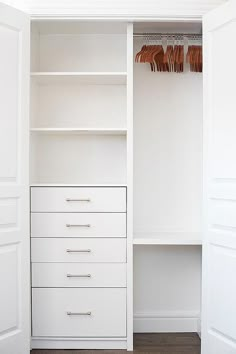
66,249,91,253
66,198,91,202
67,274,91,278
67,311,92,316
66,224,91,228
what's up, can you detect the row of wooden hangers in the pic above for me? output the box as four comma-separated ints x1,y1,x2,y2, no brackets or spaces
135,34,202,73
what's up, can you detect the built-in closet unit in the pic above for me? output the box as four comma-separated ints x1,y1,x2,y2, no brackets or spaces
28,19,203,350
29,21,132,350
2,2,236,354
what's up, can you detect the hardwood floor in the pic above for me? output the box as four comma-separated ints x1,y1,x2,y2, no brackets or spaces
31,333,201,354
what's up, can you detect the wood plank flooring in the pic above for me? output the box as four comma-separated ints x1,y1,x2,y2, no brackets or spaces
31,333,201,354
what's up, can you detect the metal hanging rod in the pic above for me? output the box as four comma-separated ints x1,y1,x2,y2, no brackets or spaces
133,32,202,38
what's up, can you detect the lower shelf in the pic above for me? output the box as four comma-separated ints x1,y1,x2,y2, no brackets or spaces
133,232,202,245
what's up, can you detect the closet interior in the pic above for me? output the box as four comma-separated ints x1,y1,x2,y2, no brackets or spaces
29,19,203,350
133,22,202,334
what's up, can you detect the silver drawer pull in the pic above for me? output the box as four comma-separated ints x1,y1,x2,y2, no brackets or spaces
67,274,91,278
66,249,91,253
66,198,91,202
67,311,91,316
66,224,91,228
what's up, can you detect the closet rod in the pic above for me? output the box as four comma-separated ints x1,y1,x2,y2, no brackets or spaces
133,32,202,38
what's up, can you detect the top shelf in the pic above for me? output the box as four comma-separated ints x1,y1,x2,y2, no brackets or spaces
31,72,127,85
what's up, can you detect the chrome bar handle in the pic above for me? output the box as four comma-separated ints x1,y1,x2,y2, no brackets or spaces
66,249,91,253
67,311,91,316
66,198,91,202
66,224,91,228
67,274,91,278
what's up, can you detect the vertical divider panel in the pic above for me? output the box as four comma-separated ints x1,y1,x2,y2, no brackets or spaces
126,22,134,351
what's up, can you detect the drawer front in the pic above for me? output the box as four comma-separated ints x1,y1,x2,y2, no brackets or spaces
31,187,126,213
32,288,126,337
31,238,126,263
31,213,126,238
32,263,126,288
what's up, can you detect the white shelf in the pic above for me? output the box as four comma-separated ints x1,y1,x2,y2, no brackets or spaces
30,184,127,187
31,72,127,85
30,128,127,135
133,232,202,246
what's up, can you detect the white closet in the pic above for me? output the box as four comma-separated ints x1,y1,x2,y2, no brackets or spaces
29,21,130,350
1,2,236,353
28,19,203,349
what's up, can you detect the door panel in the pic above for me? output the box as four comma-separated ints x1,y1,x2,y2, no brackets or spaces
0,3,30,354
202,2,236,353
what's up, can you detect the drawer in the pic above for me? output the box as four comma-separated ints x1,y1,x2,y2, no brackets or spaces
32,263,126,288
31,187,126,213
31,238,126,263
31,213,126,238
32,288,126,337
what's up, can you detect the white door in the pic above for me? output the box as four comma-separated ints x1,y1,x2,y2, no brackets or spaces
0,3,30,354
202,1,236,354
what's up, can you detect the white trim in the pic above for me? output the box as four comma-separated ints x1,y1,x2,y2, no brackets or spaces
126,22,134,352
134,311,200,333
197,318,202,338
31,337,127,349
26,1,225,18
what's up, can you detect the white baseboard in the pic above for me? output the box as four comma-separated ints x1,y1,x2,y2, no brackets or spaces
134,311,200,333
31,337,127,349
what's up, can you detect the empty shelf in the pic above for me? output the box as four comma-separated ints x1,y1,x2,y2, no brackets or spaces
30,128,127,135
133,232,202,245
31,72,127,85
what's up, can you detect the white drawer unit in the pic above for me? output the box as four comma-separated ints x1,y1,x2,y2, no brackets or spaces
32,263,127,288
32,288,127,338
31,187,126,213
31,212,126,238
30,185,127,349
31,238,127,263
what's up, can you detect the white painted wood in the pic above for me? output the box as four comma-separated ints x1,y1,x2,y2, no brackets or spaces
31,337,127,350
31,32,126,72
32,263,126,288
126,22,133,351
31,187,126,212
30,136,126,187
31,72,127,85
30,82,126,130
0,4,30,354
133,41,203,236
134,310,200,333
30,133,126,185
26,0,227,18
32,288,126,337
31,212,126,238
0,1,27,11
134,245,202,332
133,232,202,245
31,238,126,263
202,2,236,353
133,21,203,336
30,128,127,135
31,183,127,187
31,21,127,35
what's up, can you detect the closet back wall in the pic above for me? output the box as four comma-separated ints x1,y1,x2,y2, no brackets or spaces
133,37,203,332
